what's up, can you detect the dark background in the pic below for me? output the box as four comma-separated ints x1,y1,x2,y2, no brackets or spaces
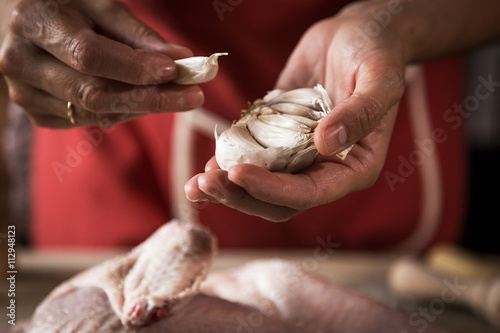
461,41,500,254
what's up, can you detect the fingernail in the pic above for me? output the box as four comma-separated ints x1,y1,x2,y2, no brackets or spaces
157,64,177,82
323,123,348,155
180,88,204,110
186,193,200,202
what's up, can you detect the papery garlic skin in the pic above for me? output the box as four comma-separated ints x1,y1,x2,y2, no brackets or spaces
173,53,228,84
215,84,352,173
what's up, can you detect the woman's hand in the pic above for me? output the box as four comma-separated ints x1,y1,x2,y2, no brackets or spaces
185,2,406,221
0,0,204,128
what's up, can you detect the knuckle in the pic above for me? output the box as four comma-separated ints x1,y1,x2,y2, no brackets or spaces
9,86,34,107
74,79,104,112
0,36,30,75
351,70,405,141
383,69,406,97
8,1,33,35
0,39,28,76
355,95,384,138
67,32,99,74
9,0,44,40
131,22,158,41
0,48,13,75
147,90,175,112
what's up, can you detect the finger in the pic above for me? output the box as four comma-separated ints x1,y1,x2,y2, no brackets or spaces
3,46,203,114
226,162,366,209
9,2,177,85
185,174,216,202
6,76,73,128
228,104,400,208
315,59,405,156
204,156,220,172
74,1,193,59
5,78,142,128
185,171,299,222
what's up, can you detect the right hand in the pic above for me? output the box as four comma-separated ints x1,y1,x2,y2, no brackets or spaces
0,0,204,128
185,3,405,222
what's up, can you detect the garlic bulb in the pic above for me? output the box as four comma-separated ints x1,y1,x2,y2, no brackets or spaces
215,84,352,173
173,53,228,84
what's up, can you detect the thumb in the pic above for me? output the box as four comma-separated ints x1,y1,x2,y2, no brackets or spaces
77,1,193,59
315,69,405,156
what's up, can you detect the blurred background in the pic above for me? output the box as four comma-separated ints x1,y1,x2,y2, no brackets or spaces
0,42,499,333
0,43,500,254
461,41,500,254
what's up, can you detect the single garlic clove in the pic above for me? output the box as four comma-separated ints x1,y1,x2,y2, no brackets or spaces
267,88,325,111
215,126,295,171
262,89,286,102
173,52,228,85
314,83,334,111
280,114,319,129
270,103,324,120
283,145,318,173
247,117,312,148
257,113,311,133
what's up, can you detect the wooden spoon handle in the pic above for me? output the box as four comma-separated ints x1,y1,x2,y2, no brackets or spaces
388,257,500,328
426,244,500,279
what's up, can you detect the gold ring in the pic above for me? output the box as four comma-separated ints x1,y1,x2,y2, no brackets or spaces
67,101,76,125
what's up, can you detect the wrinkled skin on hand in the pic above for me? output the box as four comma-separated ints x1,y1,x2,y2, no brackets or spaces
185,2,406,222
0,0,204,128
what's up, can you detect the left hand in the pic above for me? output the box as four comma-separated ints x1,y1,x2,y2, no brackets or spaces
185,3,406,221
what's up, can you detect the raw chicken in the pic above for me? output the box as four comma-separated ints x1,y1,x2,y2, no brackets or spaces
203,260,442,333
11,220,443,333
31,220,216,328
19,288,299,333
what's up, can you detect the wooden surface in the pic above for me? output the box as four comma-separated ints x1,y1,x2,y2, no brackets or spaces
0,249,498,332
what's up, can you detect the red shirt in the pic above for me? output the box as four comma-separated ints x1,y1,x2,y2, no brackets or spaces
31,1,467,251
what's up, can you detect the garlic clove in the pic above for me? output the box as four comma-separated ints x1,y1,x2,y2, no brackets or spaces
270,103,324,120
283,145,318,173
257,114,311,133
314,83,334,112
173,52,228,85
215,125,263,151
267,88,325,111
215,126,294,171
262,89,286,102
280,114,319,129
247,117,312,148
